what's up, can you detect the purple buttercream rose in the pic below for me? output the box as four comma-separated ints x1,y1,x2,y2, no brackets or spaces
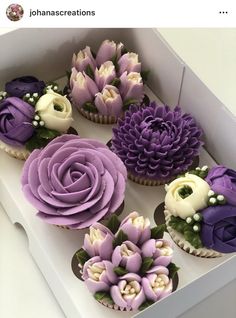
110,273,145,310
141,239,173,267
5,76,45,98
83,223,114,260
201,204,236,253
112,103,203,181
0,97,34,146
21,135,127,229
82,256,117,293
112,241,142,273
118,212,151,245
142,266,173,302
206,166,236,206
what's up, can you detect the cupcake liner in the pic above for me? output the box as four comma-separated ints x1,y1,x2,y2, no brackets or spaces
97,298,132,311
164,208,222,258
78,107,118,124
128,172,171,186
0,140,30,160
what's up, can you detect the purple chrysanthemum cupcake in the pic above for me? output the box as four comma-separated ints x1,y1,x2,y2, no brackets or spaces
73,212,179,311
111,102,203,185
164,165,236,257
21,134,127,229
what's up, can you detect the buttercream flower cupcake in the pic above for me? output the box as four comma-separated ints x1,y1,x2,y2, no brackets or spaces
73,212,179,311
69,40,147,124
164,165,236,257
21,135,127,229
0,78,73,160
111,102,203,186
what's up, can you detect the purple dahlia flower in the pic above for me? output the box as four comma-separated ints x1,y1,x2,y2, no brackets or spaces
21,135,127,229
201,204,236,253
5,76,45,98
206,165,236,206
112,103,203,181
0,97,35,146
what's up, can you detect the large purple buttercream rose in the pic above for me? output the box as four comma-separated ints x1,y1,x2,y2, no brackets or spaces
112,103,203,181
5,76,45,98
0,97,35,146
206,166,236,205
21,134,127,229
201,204,236,253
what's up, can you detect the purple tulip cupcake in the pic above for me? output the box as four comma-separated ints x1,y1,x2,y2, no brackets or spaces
21,134,127,229
69,39,146,124
111,102,203,186
164,165,236,257
74,212,179,311
0,77,73,160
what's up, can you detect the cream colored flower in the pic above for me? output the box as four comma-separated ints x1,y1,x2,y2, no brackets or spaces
165,173,210,219
35,90,73,133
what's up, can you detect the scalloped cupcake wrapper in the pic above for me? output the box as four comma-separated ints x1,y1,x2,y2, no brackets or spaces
128,172,172,186
0,140,30,160
164,208,222,258
97,298,133,311
77,107,118,124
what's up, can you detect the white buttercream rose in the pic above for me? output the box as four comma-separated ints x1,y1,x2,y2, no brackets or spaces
165,173,210,219
35,90,73,133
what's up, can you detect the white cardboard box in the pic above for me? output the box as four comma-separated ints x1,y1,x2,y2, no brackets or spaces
0,28,235,318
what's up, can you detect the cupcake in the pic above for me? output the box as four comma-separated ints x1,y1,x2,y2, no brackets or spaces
74,212,179,311
164,165,236,257
0,77,73,160
21,135,127,229
111,102,203,186
69,39,147,124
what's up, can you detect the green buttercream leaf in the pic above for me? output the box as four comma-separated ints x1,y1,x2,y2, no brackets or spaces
113,230,128,247
140,257,153,274
113,266,128,276
138,300,155,311
106,214,121,234
75,248,90,266
167,262,180,279
110,77,121,87
151,224,167,239
141,70,150,83
85,64,94,80
94,292,114,305
82,102,98,113
36,127,61,140
25,134,48,152
122,99,138,111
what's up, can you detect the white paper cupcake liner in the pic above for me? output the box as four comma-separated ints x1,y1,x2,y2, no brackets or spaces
128,172,170,186
164,208,222,258
77,107,118,124
97,298,133,311
0,140,30,160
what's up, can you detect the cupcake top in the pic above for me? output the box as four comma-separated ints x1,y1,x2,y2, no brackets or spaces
0,77,73,152
21,134,127,229
70,39,147,117
75,212,179,311
112,102,203,182
165,165,236,253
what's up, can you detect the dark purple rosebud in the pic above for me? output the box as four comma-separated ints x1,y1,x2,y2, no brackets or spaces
21,135,127,229
0,97,34,146
82,256,117,294
112,241,142,272
83,223,114,260
5,76,45,98
110,273,145,310
141,239,173,267
206,166,236,205
201,204,236,253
